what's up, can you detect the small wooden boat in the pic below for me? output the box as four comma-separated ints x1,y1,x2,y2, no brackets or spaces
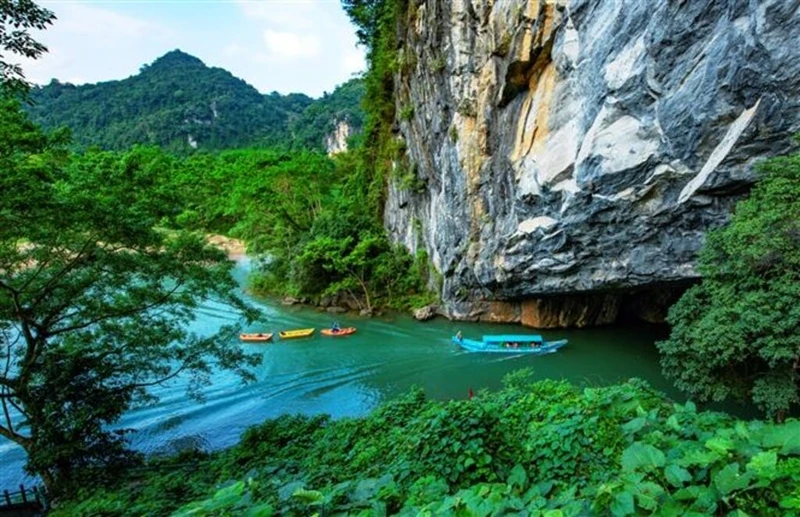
240,333,274,343
452,334,567,354
321,327,357,337
279,328,315,339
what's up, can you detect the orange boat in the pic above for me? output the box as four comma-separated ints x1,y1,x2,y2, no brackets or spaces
239,333,274,342
321,327,357,337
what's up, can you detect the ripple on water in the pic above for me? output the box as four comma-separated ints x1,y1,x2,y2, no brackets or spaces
0,260,672,487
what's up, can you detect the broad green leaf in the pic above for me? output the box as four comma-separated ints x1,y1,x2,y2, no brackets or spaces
681,448,722,468
507,464,527,489
634,481,665,511
746,450,777,474
664,464,692,488
621,443,666,473
713,463,752,495
610,492,634,517
622,417,647,435
245,503,274,517
757,421,800,455
705,437,735,454
291,488,325,506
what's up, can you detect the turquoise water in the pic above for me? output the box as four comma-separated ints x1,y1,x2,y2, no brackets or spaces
0,258,675,488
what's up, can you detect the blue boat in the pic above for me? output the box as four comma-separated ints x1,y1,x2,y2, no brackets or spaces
452,333,567,354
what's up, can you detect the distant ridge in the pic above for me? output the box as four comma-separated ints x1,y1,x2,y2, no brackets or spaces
26,49,364,153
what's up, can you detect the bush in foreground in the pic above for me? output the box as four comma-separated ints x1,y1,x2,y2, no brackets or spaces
54,373,800,516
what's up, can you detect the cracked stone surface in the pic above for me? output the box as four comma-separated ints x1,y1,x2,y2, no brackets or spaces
384,0,800,326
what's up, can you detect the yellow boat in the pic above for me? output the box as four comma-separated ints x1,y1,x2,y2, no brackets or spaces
279,328,315,339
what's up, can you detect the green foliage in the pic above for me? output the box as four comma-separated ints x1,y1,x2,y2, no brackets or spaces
26,50,364,153
0,0,56,94
0,98,261,494
398,103,414,121
342,0,410,219
52,376,800,516
658,151,800,419
288,78,366,151
449,125,459,143
457,97,478,118
429,56,446,73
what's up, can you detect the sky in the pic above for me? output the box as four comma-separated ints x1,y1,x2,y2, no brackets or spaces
18,0,366,98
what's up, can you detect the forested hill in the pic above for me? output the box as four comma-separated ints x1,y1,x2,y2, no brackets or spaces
26,49,364,153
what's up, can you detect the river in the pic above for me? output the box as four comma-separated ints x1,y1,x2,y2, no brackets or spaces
0,258,674,488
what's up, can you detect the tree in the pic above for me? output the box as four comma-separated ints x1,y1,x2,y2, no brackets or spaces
0,99,261,494
1,0,56,93
658,150,800,420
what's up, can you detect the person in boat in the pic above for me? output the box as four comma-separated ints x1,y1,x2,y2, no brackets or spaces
511,342,519,348
456,330,463,341
331,321,341,333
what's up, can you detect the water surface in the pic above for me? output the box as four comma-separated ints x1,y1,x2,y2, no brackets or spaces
0,259,673,487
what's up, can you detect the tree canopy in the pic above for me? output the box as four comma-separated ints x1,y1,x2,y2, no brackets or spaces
25,50,364,153
658,150,800,419
0,0,55,94
0,98,261,493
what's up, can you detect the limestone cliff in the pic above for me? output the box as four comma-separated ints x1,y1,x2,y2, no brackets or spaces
385,0,800,327
326,119,353,155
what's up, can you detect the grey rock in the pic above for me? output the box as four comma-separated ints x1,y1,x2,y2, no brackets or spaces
413,305,439,321
326,306,347,314
385,0,800,323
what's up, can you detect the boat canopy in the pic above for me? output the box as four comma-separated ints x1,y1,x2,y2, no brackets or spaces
482,334,543,344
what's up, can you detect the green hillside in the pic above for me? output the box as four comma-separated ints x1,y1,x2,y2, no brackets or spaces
26,49,363,153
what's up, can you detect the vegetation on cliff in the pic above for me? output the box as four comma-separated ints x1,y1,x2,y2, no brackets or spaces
342,0,413,209
26,50,364,153
52,374,800,516
161,146,434,312
659,149,800,420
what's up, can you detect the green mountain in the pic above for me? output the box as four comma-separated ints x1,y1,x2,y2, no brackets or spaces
26,50,363,153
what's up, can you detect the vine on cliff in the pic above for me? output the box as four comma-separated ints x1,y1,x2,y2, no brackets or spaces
342,0,411,214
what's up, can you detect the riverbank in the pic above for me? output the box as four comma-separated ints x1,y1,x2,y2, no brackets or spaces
0,257,678,490
206,234,246,261
50,376,800,516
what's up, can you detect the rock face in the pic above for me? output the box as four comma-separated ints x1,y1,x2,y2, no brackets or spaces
385,0,800,327
326,119,353,155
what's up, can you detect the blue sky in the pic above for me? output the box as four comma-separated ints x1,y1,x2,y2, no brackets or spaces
20,0,366,97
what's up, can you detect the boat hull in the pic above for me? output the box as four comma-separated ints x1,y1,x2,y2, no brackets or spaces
452,336,567,354
279,328,315,339
321,327,357,337
240,333,274,343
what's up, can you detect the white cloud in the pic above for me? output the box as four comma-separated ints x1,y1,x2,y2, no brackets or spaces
19,3,178,85
17,0,365,96
235,0,313,28
223,43,248,57
341,47,366,76
56,4,164,38
263,30,321,59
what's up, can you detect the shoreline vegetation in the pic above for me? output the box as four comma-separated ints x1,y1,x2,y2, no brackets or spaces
51,374,800,516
